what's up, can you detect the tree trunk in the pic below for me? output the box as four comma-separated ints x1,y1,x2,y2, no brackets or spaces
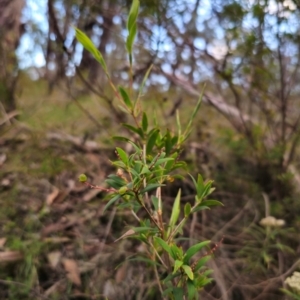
0,0,25,112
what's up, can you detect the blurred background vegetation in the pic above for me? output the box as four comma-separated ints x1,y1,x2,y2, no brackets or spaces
1,0,300,299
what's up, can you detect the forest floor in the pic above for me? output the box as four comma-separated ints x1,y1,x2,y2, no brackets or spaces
0,75,294,300
0,76,223,300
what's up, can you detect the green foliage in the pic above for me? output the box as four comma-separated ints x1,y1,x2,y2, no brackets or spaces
239,223,294,274
74,28,107,72
75,1,222,298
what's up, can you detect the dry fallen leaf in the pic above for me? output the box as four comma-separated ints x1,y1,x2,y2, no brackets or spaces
47,251,62,269
0,251,23,263
0,153,7,166
0,237,7,248
62,258,81,286
46,186,60,205
115,263,127,283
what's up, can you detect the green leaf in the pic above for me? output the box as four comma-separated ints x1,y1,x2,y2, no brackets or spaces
105,174,126,189
189,174,202,200
140,165,150,174
173,161,187,170
201,200,223,207
126,0,139,55
127,0,139,32
197,174,204,189
182,265,194,280
105,178,122,189
194,255,211,272
199,180,214,199
170,218,186,239
184,202,191,217
164,130,172,155
153,237,170,253
141,183,164,193
128,141,142,153
137,64,153,103
111,161,126,169
116,147,129,165
146,128,160,154
163,273,181,285
118,86,132,110
191,205,210,213
173,259,183,274
132,160,143,172
164,152,178,173
126,23,137,54
183,85,205,141
104,194,121,212
184,241,210,264
142,112,148,132
169,244,180,260
151,196,159,211
168,189,181,233
74,28,107,71
125,255,159,266
154,158,174,167
196,174,206,199
113,136,132,143
187,280,197,300
171,135,179,148
173,287,184,300
122,123,144,138
201,269,213,277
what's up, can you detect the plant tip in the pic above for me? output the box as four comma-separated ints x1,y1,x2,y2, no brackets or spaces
79,174,87,182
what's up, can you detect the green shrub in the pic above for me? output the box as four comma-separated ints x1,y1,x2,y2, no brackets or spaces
75,1,223,299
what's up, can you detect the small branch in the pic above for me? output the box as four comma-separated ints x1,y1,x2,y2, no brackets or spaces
149,240,168,269
83,181,116,193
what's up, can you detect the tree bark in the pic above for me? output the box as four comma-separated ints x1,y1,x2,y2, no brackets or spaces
0,0,25,112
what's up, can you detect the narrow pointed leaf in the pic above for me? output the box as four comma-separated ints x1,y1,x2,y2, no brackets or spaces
154,158,174,167
184,240,210,264
153,236,170,253
119,86,132,109
126,23,137,54
104,194,121,212
151,196,159,211
183,85,205,141
116,147,128,165
127,0,139,32
137,64,153,101
187,280,197,299
74,28,107,71
201,200,223,207
146,128,159,154
194,255,211,272
142,112,148,132
122,123,144,138
141,183,164,193
173,260,183,274
169,189,181,232
184,202,191,217
182,265,194,280
173,287,184,300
